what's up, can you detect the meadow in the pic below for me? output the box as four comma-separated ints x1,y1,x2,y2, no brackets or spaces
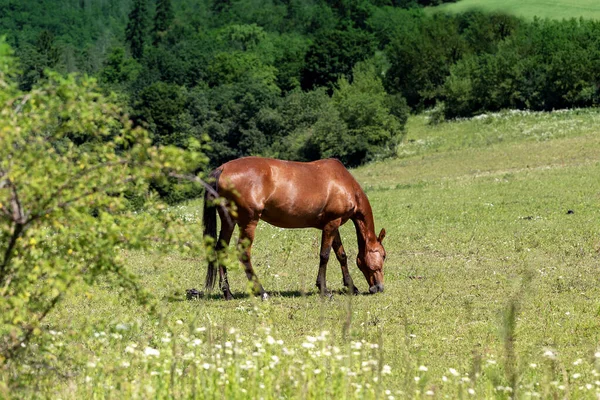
431,0,600,20
11,108,600,398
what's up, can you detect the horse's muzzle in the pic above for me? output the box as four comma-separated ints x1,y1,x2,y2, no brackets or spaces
369,283,384,294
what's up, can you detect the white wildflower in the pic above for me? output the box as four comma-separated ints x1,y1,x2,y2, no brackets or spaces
144,347,160,357
543,349,556,359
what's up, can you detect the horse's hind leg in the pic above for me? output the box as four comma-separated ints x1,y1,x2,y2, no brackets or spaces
238,219,268,299
333,229,358,295
315,221,340,296
217,210,236,300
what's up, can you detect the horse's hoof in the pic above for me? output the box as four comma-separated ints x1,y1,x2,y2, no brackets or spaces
186,288,203,300
261,292,270,301
343,286,359,295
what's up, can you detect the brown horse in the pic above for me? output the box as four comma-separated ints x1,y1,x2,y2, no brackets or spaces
202,157,386,300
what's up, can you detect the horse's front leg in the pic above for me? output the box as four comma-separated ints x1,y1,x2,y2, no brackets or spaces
316,222,340,297
238,219,268,300
332,229,359,295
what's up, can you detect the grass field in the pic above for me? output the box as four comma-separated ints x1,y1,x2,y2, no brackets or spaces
431,0,600,20
9,108,600,398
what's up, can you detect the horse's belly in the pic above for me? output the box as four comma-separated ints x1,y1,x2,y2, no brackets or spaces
260,208,321,229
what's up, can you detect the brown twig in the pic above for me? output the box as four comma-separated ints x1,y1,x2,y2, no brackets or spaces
0,179,27,284
168,172,234,227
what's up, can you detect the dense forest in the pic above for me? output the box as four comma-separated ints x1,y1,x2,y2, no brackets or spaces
2,0,600,195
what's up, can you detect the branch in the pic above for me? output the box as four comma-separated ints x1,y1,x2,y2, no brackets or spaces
0,179,27,284
168,172,234,227
35,159,130,215
1,279,74,362
13,94,31,114
0,223,23,286
168,172,219,198
33,176,136,221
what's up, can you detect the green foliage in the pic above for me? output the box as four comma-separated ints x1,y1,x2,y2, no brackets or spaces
265,33,310,92
455,11,520,54
207,52,278,91
327,0,376,29
126,0,150,60
153,0,175,45
260,87,332,160
4,0,600,182
135,81,188,145
385,13,465,109
443,18,600,118
0,39,206,372
310,62,406,165
99,47,141,87
18,30,61,91
219,23,267,51
368,6,425,47
301,27,377,90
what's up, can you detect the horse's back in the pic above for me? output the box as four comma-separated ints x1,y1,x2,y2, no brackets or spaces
216,157,359,228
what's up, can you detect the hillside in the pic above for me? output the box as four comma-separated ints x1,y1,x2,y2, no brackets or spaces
36,108,600,398
3,0,600,173
432,0,600,20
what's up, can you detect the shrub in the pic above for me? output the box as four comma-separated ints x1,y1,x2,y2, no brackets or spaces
309,62,406,166
0,38,205,377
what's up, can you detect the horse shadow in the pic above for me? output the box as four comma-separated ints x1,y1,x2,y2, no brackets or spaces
166,288,372,302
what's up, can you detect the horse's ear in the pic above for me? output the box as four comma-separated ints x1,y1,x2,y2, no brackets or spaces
378,228,386,243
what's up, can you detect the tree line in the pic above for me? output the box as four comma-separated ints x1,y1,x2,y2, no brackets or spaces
2,0,600,177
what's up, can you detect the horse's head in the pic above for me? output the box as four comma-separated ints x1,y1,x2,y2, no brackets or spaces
357,228,386,293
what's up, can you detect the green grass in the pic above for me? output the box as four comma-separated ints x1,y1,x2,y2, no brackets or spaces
431,0,600,20
8,108,600,398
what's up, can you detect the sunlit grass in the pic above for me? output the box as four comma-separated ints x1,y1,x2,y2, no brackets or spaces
430,0,600,20
6,108,600,398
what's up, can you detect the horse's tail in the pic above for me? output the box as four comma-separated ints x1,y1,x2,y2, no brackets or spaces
203,167,222,291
